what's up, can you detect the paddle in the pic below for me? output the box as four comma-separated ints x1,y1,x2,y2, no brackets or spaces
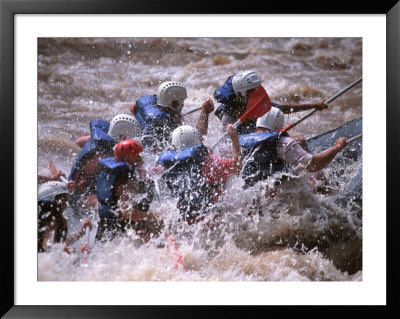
347,134,362,143
182,107,202,116
210,85,272,150
281,77,362,133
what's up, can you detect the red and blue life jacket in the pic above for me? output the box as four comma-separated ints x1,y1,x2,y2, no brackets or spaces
213,76,257,135
214,76,283,135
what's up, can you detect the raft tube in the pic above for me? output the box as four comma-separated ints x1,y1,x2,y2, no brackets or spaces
307,116,362,208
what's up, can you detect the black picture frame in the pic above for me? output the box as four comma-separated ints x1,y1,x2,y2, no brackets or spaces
1,0,399,318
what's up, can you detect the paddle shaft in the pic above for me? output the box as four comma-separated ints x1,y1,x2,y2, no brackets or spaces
210,118,241,150
325,77,362,105
182,107,202,116
347,134,362,143
282,77,362,132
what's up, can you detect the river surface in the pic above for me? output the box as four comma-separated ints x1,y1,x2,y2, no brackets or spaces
37,37,362,281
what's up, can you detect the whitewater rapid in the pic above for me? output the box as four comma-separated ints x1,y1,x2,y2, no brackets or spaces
38,37,362,281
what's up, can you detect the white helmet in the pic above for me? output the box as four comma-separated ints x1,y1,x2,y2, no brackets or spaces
157,81,187,112
256,107,285,131
38,181,69,203
171,125,201,152
108,114,141,140
232,71,261,97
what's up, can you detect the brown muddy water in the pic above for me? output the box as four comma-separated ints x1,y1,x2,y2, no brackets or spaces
37,37,362,281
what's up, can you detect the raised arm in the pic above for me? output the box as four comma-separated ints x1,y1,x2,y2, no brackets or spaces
196,98,215,136
65,219,92,246
226,124,242,174
280,100,327,114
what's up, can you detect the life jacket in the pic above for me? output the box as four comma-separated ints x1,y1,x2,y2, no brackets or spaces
239,131,287,187
157,144,212,220
133,94,181,150
68,120,115,191
214,76,236,120
96,157,131,221
95,158,156,243
133,94,170,129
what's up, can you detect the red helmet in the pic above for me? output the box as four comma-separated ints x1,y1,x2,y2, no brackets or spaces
114,139,143,165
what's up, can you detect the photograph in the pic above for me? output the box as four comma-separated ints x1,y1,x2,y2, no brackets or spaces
2,3,397,316
37,37,363,281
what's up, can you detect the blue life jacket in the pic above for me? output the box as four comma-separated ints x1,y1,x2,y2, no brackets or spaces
133,95,170,129
239,131,287,187
96,157,131,220
133,94,180,150
214,76,236,120
68,120,115,182
157,145,212,219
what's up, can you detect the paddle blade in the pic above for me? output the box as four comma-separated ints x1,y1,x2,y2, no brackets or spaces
239,86,272,122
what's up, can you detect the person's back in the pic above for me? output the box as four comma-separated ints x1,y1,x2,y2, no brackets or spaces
159,141,210,221
68,115,141,214
158,124,242,224
131,81,215,152
239,107,348,189
95,139,161,242
239,130,287,187
132,81,186,152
